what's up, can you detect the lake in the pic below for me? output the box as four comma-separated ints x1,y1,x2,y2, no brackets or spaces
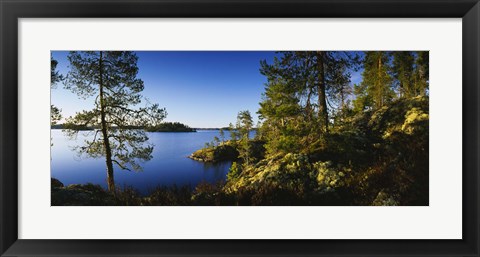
51,129,241,195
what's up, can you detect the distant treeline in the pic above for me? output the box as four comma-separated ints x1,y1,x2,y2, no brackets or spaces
52,123,257,131
52,122,196,132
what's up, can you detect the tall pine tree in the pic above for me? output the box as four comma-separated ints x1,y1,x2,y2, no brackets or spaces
392,51,415,97
356,51,394,110
64,51,166,192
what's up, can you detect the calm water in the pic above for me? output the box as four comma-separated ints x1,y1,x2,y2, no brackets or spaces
51,129,238,195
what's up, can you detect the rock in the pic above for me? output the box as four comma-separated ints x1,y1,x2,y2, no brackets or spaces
51,180,116,206
51,178,64,188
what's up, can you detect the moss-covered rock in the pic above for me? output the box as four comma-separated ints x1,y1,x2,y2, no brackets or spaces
224,153,315,193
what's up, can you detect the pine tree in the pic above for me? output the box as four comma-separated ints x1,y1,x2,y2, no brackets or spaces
258,51,358,155
236,110,254,166
414,51,429,95
228,122,239,147
219,128,225,143
392,51,415,97
64,51,166,192
51,56,63,125
353,83,373,112
258,76,302,155
357,51,394,110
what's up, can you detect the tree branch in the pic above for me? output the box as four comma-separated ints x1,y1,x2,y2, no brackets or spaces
112,159,131,171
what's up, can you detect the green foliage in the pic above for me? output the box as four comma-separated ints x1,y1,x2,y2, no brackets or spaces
219,128,225,142
414,51,429,95
236,110,254,165
258,51,360,157
352,83,373,112
355,51,394,110
50,105,62,126
227,162,242,181
51,56,64,88
353,51,428,112
392,51,429,98
258,78,305,155
392,51,415,97
228,122,239,146
50,56,63,126
190,141,239,163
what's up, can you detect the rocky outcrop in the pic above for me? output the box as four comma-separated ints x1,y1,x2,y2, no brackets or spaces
189,143,238,163
51,179,116,206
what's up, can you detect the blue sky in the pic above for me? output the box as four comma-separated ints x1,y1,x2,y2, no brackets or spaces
51,51,362,128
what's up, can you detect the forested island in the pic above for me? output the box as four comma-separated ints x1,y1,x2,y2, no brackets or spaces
51,121,195,132
51,51,428,206
146,122,196,132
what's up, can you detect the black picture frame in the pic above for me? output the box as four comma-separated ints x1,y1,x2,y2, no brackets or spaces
1,0,479,256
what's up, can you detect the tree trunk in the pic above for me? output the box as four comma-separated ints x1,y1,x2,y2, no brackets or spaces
305,56,313,121
316,51,328,133
99,51,115,193
377,55,383,109
305,89,313,120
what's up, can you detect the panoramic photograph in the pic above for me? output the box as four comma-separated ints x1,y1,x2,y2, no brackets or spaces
51,51,429,206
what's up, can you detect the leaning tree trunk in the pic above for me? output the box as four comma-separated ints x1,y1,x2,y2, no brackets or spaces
98,51,116,193
316,51,328,133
